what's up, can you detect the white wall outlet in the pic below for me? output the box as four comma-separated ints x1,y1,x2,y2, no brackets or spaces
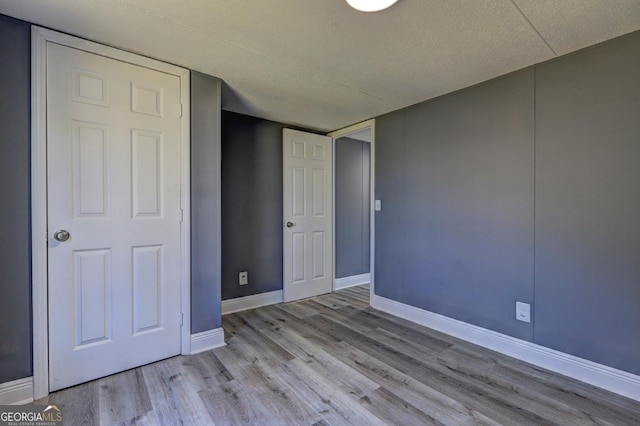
375,200,381,211
239,271,248,286
516,301,530,323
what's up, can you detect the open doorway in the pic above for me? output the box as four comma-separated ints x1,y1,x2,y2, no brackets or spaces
330,120,375,299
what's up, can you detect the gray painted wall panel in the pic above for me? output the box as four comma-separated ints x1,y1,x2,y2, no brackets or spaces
377,69,535,340
362,142,371,274
335,137,370,278
375,32,640,374
190,71,222,332
374,110,407,302
535,33,640,374
0,15,32,383
221,112,286,300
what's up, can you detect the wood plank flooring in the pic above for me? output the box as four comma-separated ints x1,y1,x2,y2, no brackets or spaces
38,285,640,425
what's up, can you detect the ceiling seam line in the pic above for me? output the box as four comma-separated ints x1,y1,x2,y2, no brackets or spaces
509,0,558,57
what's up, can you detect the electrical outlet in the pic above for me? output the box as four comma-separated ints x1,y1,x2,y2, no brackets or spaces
239,271,248,286
516,301,530,323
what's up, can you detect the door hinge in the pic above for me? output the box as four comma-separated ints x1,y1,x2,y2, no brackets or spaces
179,208,184,223
177,103,183,118
179,312,184,326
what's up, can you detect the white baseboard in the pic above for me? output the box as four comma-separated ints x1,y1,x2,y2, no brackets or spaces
371,295,640,402
334,273,371,290
0,377,34,405
190,328,226,355
222,290,283,315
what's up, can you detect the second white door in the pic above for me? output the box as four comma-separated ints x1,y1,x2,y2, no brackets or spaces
47,42,183,391
283,129,333,302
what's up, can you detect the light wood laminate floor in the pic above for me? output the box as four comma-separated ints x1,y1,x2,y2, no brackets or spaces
38,285,640,425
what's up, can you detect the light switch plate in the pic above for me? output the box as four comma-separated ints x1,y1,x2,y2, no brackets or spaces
375,200,381,211
239,271,248,286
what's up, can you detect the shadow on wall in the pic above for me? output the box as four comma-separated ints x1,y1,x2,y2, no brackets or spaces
221,111,293,301
0,15,33,384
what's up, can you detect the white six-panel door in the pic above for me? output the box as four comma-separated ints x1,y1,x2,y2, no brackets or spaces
283,129,333,302
47,43,183,391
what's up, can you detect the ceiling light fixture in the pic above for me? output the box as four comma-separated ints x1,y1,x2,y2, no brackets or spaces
346,0,399,12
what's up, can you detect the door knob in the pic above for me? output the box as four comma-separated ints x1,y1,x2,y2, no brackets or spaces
54,229,71,242
286,221,295,228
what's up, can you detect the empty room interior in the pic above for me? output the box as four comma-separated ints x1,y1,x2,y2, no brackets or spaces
1,0,640,424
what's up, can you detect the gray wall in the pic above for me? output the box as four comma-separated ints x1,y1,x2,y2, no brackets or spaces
376,69,535,341
191,72,222,332
0,15,32,384
534,33,640,374
221,111,286,300
335,137,370,278
375,32,640,374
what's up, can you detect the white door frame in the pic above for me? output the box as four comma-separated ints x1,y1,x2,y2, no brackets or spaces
31,27,191,399
328,119,376,304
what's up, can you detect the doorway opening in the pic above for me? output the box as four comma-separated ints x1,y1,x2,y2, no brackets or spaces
329,120,375,302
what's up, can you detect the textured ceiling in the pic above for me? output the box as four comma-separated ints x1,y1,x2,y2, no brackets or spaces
1,0,639,131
